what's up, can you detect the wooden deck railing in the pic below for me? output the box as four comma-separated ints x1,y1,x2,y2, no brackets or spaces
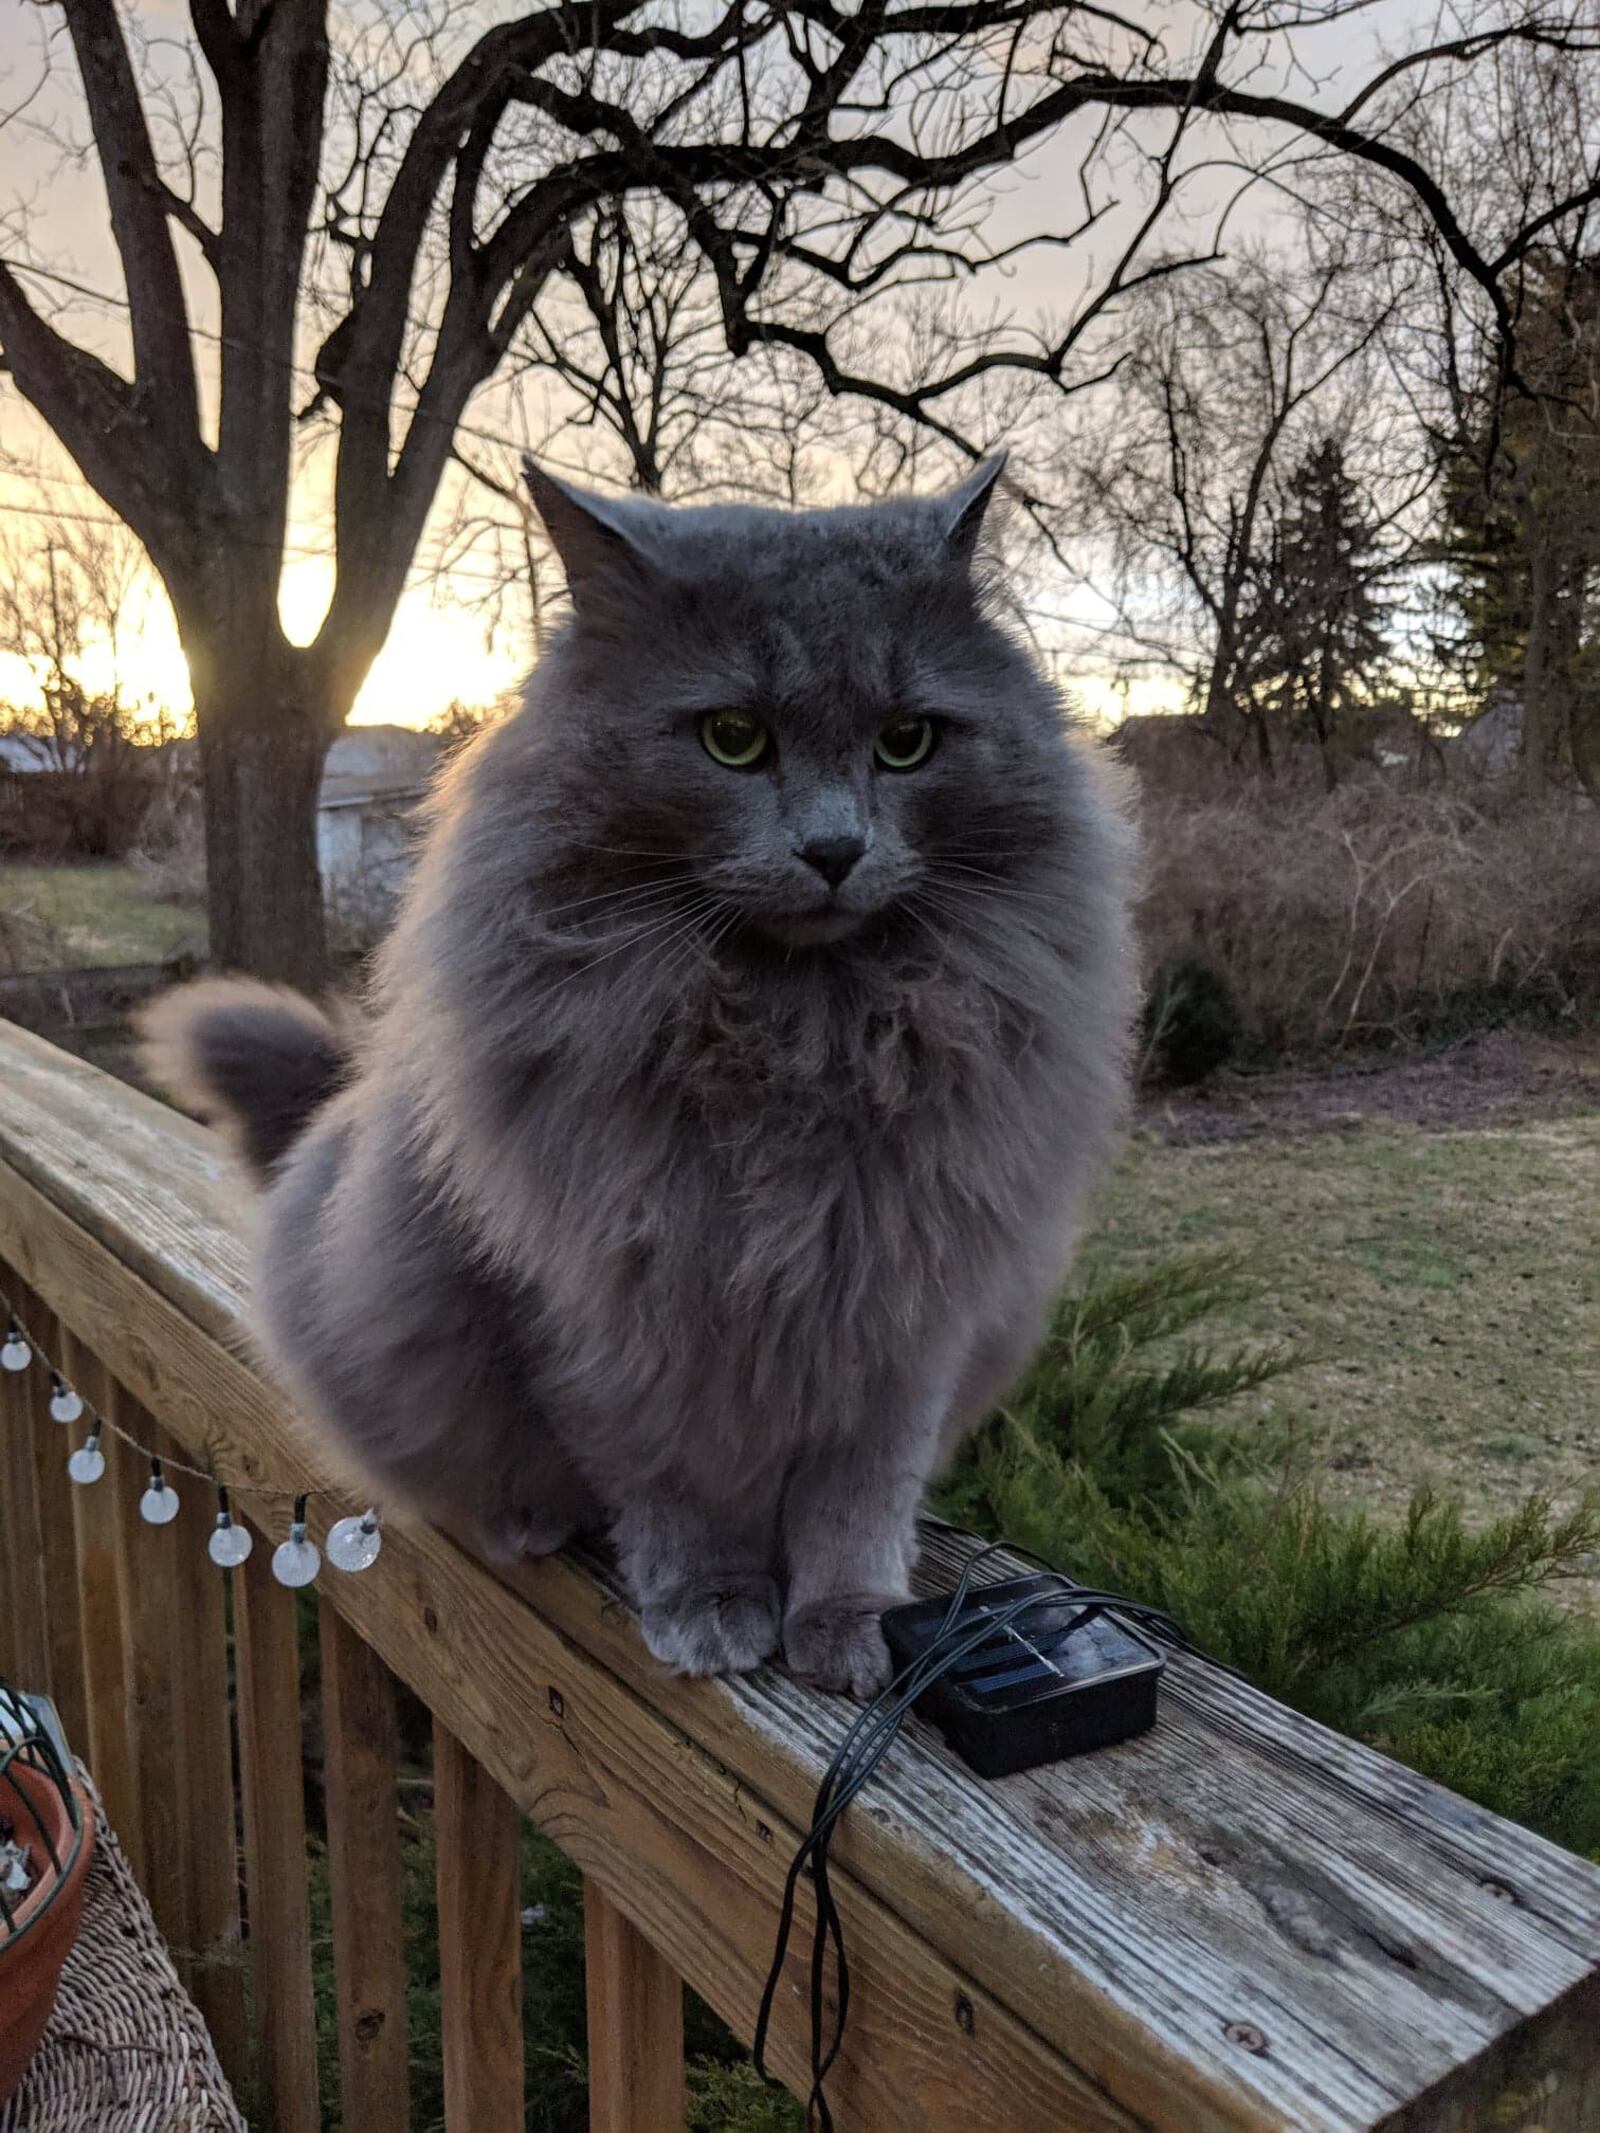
0,1015,1597,2131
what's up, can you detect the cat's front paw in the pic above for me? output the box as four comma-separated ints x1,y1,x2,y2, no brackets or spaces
641,1575,782,1677
783,1599,894,1699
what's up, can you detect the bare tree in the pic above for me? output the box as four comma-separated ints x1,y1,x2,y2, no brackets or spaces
1320,10,1600,790
2,0,1596,980
1071,253,1423,767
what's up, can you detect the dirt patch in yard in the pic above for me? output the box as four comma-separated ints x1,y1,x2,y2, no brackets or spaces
1140,1029,1600,1146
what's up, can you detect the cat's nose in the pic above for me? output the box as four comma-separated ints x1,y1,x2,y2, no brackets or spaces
797,833,866,887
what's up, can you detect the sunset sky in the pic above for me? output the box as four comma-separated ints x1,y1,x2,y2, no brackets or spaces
0,1,1424,734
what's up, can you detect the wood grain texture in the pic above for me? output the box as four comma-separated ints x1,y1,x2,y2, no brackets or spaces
234,1523,319,2133
167,1425,250,2103
4,1020,1600,2133
319,1598,410,2133
0,1273,48,1692
106,1389,187,1946
0,1291,20,1682
61,1334,143,1867
585,1879,686,2133
434,1722,524,2133
22,1290,88,1750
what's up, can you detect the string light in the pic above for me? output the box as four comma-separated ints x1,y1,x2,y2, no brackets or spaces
0,1287,380,1585
208,1486,254,1570
48,1373,83,1424
272,1497,321,1588
326,1509,383,1574
139,1457,181,1526
68,1433,105,1486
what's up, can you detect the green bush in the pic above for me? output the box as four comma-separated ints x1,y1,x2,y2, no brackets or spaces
1138,949,1245,1085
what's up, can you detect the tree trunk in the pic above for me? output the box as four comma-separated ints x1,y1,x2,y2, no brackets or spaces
193,670,337,992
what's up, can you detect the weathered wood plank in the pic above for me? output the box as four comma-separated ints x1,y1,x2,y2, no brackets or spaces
0,1277,23,1685
234,1521,319,2133
105,1388,187,1948
4,1019,1600,2133
0,1275,49,1692
434,1723,523,2133
61,1334,143,1867
319,1598,410,2133
584,1880,685,2133
22,1290,88,1750
167,1431,250,2101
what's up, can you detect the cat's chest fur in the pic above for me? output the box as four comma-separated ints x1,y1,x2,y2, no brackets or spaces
441,944,1070,1483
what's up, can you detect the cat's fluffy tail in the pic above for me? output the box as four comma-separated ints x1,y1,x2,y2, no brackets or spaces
139,979,350,1182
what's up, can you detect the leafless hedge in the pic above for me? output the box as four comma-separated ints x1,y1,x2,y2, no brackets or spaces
1135,774,1600,1052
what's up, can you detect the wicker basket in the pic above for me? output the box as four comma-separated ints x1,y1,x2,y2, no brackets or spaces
0,1686,93,2107
0,1767,244,2133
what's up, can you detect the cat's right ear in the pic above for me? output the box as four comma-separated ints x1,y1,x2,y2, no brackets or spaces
521,457,652,611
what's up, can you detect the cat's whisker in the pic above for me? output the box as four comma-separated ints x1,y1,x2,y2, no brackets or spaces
534,877,694,926
632,905,732,994
657,900,739,990
541,893,725,995
903,887,983,936
533,868,687,914
925,868,1068,912
917,878,1037,915
574,844,704,861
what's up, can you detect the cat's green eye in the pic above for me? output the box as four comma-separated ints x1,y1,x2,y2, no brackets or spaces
874,717,936,771
701,709,769,769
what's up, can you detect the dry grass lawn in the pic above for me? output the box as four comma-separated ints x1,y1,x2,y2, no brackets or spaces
1085,1112,1600,1526
0,862,206,967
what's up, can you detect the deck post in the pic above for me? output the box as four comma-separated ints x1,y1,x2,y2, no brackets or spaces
435,1721,524,2133
584,1879,686,2133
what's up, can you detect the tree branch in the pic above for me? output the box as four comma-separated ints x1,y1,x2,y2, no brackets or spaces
62,0,204,456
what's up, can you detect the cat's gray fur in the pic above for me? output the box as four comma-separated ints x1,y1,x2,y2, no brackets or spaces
144,459,1135,1695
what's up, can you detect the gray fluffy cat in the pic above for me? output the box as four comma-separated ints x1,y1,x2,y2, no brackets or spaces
145,458,1134,1696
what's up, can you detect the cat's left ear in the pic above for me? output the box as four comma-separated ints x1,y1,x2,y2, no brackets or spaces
521,456,652,610
941,452,1009,563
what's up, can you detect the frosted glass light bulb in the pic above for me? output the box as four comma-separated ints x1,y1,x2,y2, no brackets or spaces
49,1384,84,1424
69,1437,105,1484
272,1524,320,1588
1,1333,29,1373
140,1477,181,1525
209,1516,254,1568
326,1511,382,1573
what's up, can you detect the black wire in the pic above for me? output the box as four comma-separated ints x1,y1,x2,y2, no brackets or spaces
753,1520,1247,2128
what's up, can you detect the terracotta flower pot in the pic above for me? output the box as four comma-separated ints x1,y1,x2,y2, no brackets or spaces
0,1759,95,2107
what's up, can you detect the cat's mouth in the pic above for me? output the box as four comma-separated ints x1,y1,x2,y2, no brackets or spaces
756,904,867,947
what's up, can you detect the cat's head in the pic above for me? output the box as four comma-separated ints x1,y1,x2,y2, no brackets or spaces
513,456,1075,948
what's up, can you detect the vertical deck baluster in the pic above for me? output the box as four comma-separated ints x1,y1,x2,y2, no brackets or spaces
106,1385,186,1947
434,1721,523,2133
320,1598,411,2131
235,1521,320,2133
63,1334,143,1867
22,1289,87,1748
0,1272,48,1690
0,1335,18,1675
584,1880,687,2133
165,1422,250,2096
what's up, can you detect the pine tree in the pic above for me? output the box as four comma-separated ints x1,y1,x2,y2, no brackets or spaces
1242,439,1391,786
1436,253,1600,794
